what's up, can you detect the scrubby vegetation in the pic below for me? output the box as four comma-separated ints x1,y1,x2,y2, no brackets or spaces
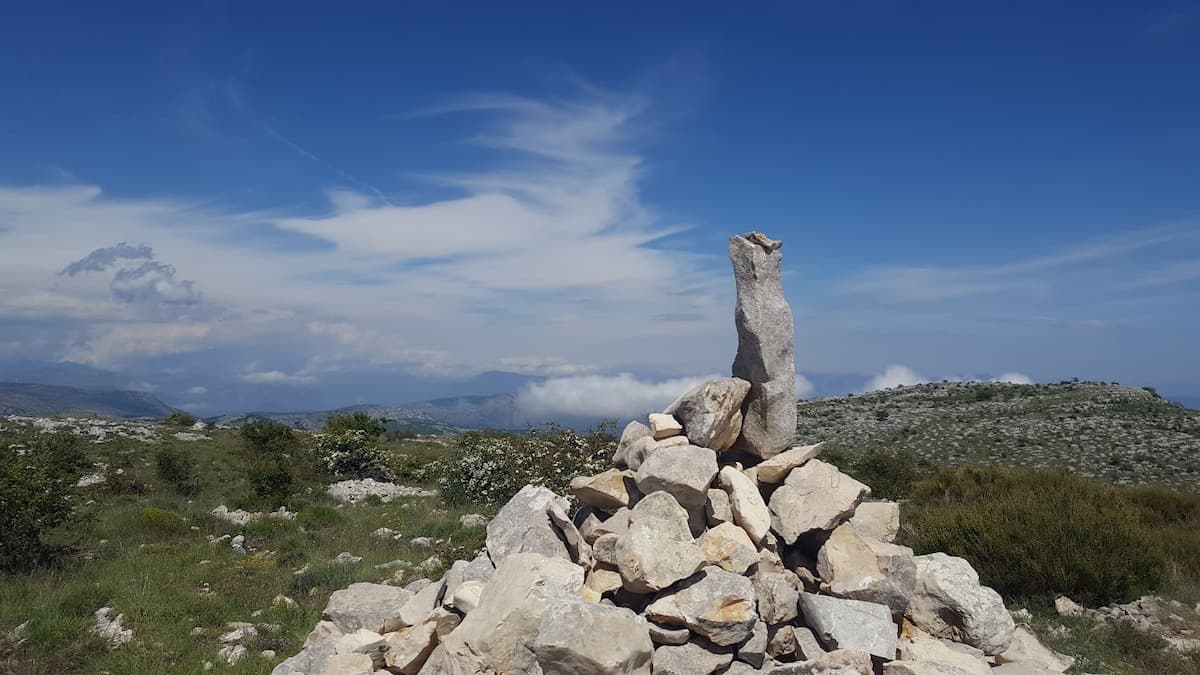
435,423,616,505
163,411,198,428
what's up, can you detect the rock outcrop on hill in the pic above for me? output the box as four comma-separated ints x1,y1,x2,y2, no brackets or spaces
274,233,1068,675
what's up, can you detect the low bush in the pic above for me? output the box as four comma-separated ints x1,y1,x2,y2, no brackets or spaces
240,419,297,458
155,446,199,497
845,449,922,500
0,445,79,572
904,467,1165,605
134,507,187,535
313,430,390,480
249,461,296,503
436,423,616,505
324,412,387,437
163,411,198,427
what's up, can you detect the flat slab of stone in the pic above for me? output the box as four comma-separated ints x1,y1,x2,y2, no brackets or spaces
645,567,759,646
648,413,684,439
322,583,414,634
634,444,718,509
848,501,901,543
797,592,897,660
570,469,639,511
755,443,823,484
817,523,916,614
719,466,772,544
530,599,654,675
651,641,734,675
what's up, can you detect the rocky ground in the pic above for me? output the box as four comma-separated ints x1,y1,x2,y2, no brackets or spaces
795,381,1200,490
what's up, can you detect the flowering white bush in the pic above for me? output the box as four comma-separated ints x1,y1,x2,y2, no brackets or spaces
436,424,616,505
313,430,390,481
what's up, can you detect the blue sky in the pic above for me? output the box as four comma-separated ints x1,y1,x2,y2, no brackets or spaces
1,2,1199,415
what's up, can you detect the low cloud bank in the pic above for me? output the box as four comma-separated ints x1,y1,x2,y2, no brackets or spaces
862,365,1034,393
516,373,718,420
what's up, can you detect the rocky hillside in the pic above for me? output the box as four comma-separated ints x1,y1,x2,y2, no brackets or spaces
795,381,1200,490
0,382,178,419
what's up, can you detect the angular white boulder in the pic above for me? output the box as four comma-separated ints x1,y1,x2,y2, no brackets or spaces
817,523,916,614
648,412,684,439
664,377,751,451
322,583,414,634
651,640,734,675
485,484,571,564
718,466,772,544
615,492,704,593
644,567,759,646
769,460,868,544
995,626,1075,672
848,501,901,543
635,444,718,509
698,522,758,574
906,553,1015,655
614,420,653,467
755,443,823,484
530,599,654,674
570,469,639,511
797,592,898,660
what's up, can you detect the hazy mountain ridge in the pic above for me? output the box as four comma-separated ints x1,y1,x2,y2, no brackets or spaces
796,380,1200,490
211,393,526,434
0,382,178,418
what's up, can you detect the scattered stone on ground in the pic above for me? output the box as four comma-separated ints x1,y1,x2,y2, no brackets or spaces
91,607,133,649
326,478,437,504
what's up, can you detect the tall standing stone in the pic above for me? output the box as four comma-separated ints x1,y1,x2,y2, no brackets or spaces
729,232,796,459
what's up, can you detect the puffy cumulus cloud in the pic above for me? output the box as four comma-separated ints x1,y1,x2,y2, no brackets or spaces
187,386,208,395
60,243,201,306
796,373,815,399
862,365,929,392
238,369,318,385
516,372,719,420
63,321,216,366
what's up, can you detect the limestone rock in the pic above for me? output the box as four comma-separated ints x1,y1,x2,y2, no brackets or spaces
383,620,438,674
530,599,654,675
485,484,571,564
323,583,414,634
753,571,801,625
756,443,823,484
614,420,653,468
848,501,901,543
317,652,372,674
648,412,684,439
593,532,621,566
769,460,868,544
92,608,133,649
764,649,873,674
586,567,624,596
461,551,494,582
615,492,704,593
396,577,445,628
706,488,732,526
549,500,593,568
797,592,898,660
333,629,387,669
719,466,772,544
699,522,758,574
441,560,468,605
794,625,826,660
883,661,978,675
431,552,584,674
729,232,796,459
664,377,751,451
817,523,916,614
996,626,1075,672
570,469,640,511
651,641,734,675
906,553,1015,655
634,444,718,509
647,623,690,645
898,627,990,675
740,619,769,667
450,579,486,614
645,567,759,646
990,664,1062,675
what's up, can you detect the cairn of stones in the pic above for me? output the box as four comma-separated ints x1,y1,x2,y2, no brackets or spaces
275,233,1073,675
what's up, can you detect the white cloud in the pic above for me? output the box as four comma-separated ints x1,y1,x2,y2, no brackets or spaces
238,369,318,385
187,386,208,395
516,372,718,419
796,373,814,399
992,372,1034,385
862,365,928,392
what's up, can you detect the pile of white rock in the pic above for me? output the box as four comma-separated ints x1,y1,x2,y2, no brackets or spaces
272,234,1074,675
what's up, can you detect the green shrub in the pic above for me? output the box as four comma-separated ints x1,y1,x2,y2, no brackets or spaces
249,461,295,502
240,419,297,457
324,412,387,437
313,430,390,480
0,447,79,571
437,423,616,505
135,507,186,535
846,449,921,500
163,411,198,427
904,467,1164,605
155,446,199,497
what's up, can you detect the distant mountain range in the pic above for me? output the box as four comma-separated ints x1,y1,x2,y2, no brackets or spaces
212,394,528,433
0,382,178,418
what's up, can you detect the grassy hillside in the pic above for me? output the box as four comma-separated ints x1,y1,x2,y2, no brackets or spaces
0,383,177,419
796,380,1200,490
